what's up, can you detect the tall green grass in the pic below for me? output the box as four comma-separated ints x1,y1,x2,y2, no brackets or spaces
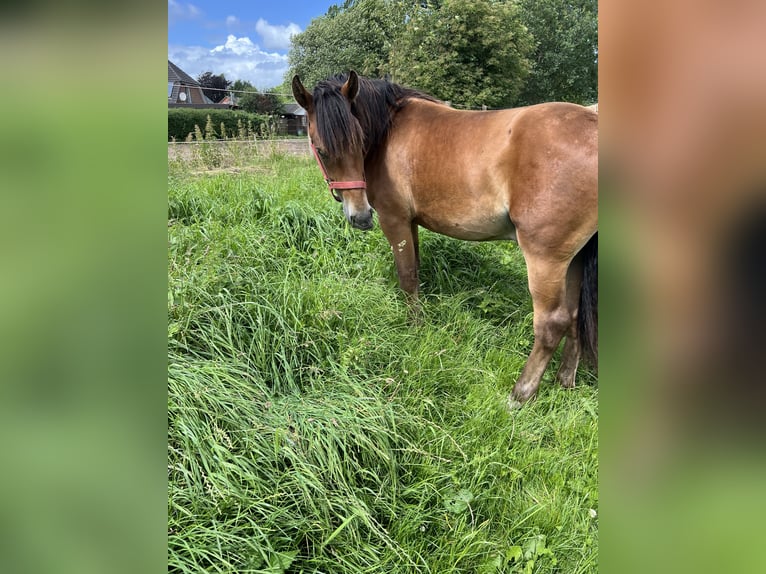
168,147,597,573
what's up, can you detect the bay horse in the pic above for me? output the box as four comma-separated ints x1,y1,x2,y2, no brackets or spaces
292,71,597,404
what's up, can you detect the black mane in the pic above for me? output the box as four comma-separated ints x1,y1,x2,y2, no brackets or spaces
313,73,439,159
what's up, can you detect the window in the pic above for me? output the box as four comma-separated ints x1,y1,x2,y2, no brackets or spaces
168,82,173,98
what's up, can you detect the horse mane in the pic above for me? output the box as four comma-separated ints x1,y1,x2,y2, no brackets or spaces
313,73,439,158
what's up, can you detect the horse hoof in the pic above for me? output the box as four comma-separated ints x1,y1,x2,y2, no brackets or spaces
511,383,538,405
406,300,423,325
507,397,524,411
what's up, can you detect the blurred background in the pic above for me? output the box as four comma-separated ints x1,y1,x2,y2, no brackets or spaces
599,0,766,572
0,1,764,573
0,2,166,573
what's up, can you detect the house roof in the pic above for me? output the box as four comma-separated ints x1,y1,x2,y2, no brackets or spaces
168,60,220,105
282,103,307,116
168,60,200,86
219,95,239,107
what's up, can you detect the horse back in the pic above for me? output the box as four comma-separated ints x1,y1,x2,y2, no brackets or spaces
373,100,597,244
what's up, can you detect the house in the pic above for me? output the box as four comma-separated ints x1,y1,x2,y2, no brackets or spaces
168,60,232,109
218,94,239,109
278,103,308,136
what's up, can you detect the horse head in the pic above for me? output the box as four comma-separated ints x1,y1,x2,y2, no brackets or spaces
292,71,374,231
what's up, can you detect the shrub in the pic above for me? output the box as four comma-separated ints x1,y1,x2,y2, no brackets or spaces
168,109,271,141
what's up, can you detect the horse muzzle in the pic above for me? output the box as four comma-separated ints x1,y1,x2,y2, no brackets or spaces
349,209,374,231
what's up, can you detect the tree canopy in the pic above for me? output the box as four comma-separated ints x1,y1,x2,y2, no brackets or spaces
238,92,282,115
287,0,598,107
516,0,598,105
389,0,533,108
197,71,231,104
289,0,403,88
230,80,283,115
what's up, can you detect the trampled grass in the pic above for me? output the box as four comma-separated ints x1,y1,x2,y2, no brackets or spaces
168,144,597,573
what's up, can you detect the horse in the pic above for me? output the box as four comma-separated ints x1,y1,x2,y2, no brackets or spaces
292,71,597,404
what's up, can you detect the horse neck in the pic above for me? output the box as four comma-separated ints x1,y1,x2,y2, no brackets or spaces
355,81,422,157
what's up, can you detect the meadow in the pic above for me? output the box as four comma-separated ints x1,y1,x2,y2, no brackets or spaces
168,142,598,573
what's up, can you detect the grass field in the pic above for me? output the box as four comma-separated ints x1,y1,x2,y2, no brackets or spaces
168,143,598,573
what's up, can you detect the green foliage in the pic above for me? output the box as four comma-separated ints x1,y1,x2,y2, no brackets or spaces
516,0,598,105
230,79,253,94
389,0,533,107
229,79,284,114
197,70,231,103
238,90,282,115
168,150,598,572
167,109,270,141
288,0,404,87
287,0,597,108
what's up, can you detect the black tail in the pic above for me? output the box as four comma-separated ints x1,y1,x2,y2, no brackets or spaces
578,233,598,368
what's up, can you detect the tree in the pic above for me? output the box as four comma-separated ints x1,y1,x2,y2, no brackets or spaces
516,0,598,105
228,79,283,114
230,79,254,94
238,91,282,115
197,71,231,103
388,0,533,108
288,0,405,87
273,77,296,102
286,0,595,108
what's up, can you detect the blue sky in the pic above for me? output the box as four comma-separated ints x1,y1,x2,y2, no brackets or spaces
168,1,337,91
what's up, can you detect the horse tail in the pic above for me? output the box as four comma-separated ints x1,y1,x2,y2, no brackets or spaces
578,232,598,368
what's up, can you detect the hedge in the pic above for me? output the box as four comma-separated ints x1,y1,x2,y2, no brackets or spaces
168,109,271,141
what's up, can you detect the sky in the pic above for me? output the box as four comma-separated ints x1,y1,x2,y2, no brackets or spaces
168,1,338,91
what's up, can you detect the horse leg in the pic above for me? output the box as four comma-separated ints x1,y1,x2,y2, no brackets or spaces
379,217,420,303
411,221,421,270
555,255,584,389
511,257,572,403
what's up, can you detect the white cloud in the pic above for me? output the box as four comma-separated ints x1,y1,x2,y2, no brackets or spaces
226,15,239,28
211,34,257,56
169,36,290,90
255,18,301,51
168,1,202,22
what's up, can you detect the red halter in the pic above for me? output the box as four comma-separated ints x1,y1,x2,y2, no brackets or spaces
310,141,366,202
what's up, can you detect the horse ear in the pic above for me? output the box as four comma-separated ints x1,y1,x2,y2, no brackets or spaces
341,70,359,102
292,75,313,111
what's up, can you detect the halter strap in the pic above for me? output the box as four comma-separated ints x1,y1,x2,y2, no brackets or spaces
310,141,366,202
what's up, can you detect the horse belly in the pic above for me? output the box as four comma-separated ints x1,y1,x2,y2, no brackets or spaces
417,204,517,242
